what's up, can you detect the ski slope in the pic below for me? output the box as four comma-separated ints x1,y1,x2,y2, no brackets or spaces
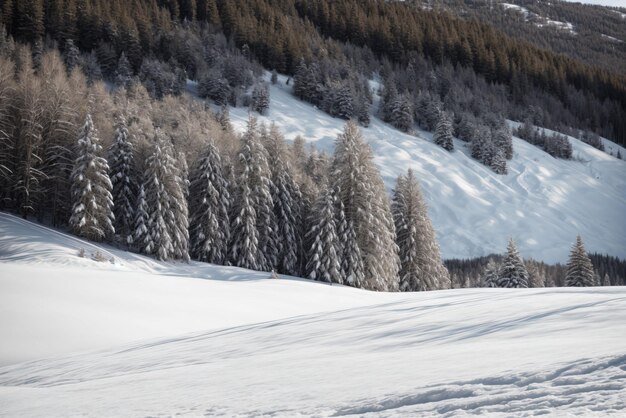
1,214,626,417
194,74,626,263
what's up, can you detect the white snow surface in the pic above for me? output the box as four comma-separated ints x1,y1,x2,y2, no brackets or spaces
1,214,626,417
197,74,626,263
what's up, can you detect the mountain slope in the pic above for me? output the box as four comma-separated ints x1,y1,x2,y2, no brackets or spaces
204,75,626,262
1,214,625,417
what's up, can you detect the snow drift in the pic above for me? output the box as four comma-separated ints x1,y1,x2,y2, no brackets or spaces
1,213,625,417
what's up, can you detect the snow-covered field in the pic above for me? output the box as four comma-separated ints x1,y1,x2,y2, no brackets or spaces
192,75,626,263
1,213,626,417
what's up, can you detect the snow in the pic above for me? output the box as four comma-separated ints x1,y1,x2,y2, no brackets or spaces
602,33,623,42
1,214,625,417
202,74,626,263
501,3,530,17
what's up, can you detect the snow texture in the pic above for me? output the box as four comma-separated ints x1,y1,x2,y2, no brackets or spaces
1,213,626,417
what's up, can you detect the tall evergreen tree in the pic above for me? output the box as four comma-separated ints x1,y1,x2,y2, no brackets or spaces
108,116,136,244
335,193,364,288
142,131,189,261
264,125,302,276
133,183,152,254
306,185,342,284
332,120,400,291
229,118,274,270
188,140,230,264
433,112,454,151
497,238,529,288
69,114,114,241
565,235,595,287
392,169,449,291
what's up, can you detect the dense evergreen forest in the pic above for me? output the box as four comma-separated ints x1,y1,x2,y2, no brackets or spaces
0,0,623,291
1,0,625,145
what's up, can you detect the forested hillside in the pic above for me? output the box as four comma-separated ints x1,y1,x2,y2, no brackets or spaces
1,0,625,145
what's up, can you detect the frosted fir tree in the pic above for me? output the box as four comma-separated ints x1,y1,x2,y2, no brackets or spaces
108,116,136,245
332,121,400,291
335,191,364,288
392,169,450,291
229,118,272,270
334,82,354,119
497,238,529,288
390,94,414,133
306,185,342,284
490,148,508,175
263,125,303,276
565,235,596,287
133,183,152,254
602,273,610,286
142,132,189,261
493,126,513,160
167,145,190,261
482,259,500,287
251,83,270,115
433,112,454,151
69,114,115,241
188,141,231,264
217,105,232,133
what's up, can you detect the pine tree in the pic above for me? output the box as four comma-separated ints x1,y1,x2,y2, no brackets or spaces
306,185,342,284
108,116,136,245
493,126,513,160
188,141,231,264
433,112,454,151
69,114,115,241
217,105,232,133
251,83,270,115
390,94,413,132
335,190,364,287
497,238,529,288
392,169,449,291
264,125,302,276
490,147,508,175
229,118,274,270
115,52,133,90
565,235,595,287
332,121,400,291
63,39,79,74
142,131,189,261
133,183,152,253
482,259,499,287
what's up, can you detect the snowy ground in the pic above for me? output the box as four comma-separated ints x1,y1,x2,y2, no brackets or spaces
190,74,626,263
1,214,626,417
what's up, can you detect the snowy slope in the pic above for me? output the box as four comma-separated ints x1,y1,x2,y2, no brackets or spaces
1,214,625,417
199,74,626,263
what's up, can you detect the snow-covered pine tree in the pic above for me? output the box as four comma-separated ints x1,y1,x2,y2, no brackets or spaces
188,140,230,264
380,78,398,122
490,147,508,175
493,125,513,160
306,184,342,284
142,131,189,261
168,146,190,261
482,258,500,287
229,118,274,271
496,238,529,288
433,112,454,151
392,169,450,291
332,120,400,291
334,81,354,119
251,83,270,115
133,183,152,253
565,235,595,287
602,273,610,286
108,115,136,245
69,114,115,241
263,124,303,276
335,190,364,287
390,94,413,132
